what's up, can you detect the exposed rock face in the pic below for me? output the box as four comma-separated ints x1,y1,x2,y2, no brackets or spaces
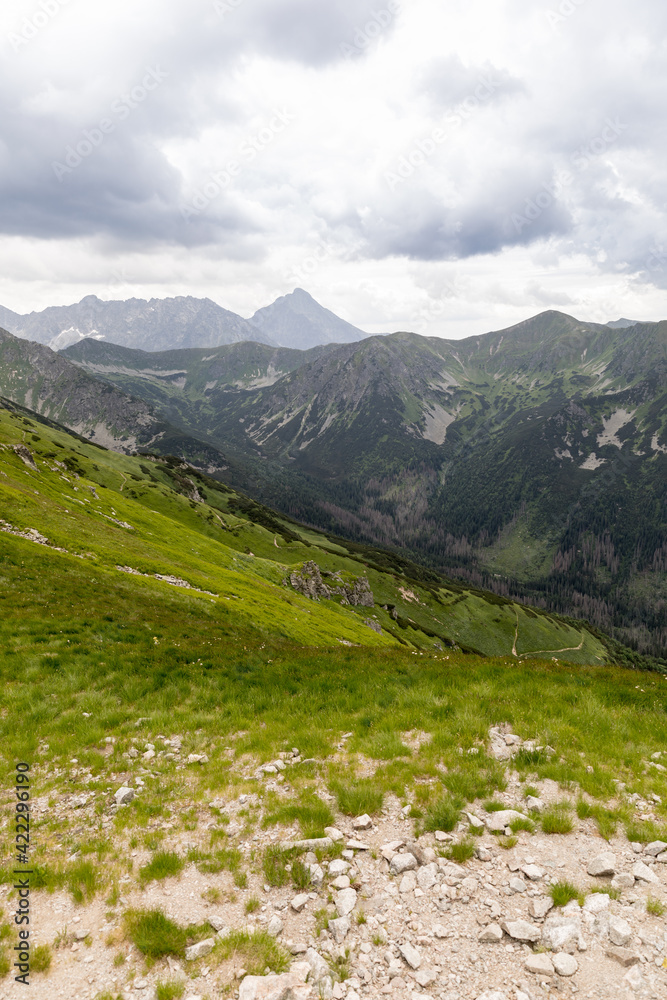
289,561,374,607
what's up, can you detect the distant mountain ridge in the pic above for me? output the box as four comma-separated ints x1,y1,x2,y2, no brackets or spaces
248,288,368,349
0,289,371,354
60,309,667,657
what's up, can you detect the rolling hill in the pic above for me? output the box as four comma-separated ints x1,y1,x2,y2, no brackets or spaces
63,311,667,655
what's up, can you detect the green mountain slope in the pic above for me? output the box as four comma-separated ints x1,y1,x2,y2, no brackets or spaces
0,395,610,665
62,312,667,655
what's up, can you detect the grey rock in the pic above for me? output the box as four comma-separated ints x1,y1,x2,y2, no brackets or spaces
529,896,554,920
185,938,215,961
644,840,667,856
415,968,437,987
328,860,350,876
352,814,372,830
335,887,357,916
522,864,544,881
399,871,417,893
284,837,333,851
309,864,324,888
484,809,528,832
267,915,283,937
509,877,527,893
553,953,578,977
525,953,555,976
291,894,310,913
114,786,134,806
390,853,418,875
398,942,421,970
208,915,228,933
329,916,350,944
503,920,541,943
609,915,633,947
478,923,503,943
587,852,616,877
525,795,544,811
611,873,635,890
606,946,641,967
631,860,659,884
324,827,344,842
417,862,438,891
238,970,311,999
305,947,330,984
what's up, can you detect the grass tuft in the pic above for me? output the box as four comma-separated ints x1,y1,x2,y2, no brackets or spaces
214,929,289,976
541,802,574,835
139,851,184,886
123,909,187,960
422,795,463,833
31,943,53,973
647,896,666,917
332,780,384,816
550,881,584,907
445,839,475,864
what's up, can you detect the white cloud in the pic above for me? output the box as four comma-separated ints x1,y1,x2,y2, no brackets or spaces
0,0,665,335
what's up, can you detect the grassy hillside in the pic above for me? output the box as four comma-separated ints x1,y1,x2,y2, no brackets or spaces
63,313,667,656
0,397,607,664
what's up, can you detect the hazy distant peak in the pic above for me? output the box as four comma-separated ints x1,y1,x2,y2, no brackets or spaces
249,288,368,350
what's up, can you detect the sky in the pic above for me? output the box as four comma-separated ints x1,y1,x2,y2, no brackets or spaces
1,0,666,338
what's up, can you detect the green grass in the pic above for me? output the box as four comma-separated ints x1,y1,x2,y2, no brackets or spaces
0,949,10,978
31,944,52,973
550,881,584,907
445,839,475,864
245,896,261,915
156,982,185,1000
509,816,535,834
591,886,621,901
483,800,506,812
541,802,574,835
263,791,335,839
67,861,99,904
576,800,618,841
214,929,289,976
123,910,187,960
139,851,184,886
647,896,666,917
422,795,463,833
332,781,384,816
496,835,518,849
262,845,298,888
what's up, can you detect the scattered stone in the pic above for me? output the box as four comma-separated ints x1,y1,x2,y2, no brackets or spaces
521,864,544,881
541,913,581,953
324,827,344,842
335,887,357,916
208,915,228,933
525,795,544,811
587,852,616,877
291,894,310,913
238,971,311,999
390,853,418,875
609,915,633,947
583,893,610,914
478,923,503,943
502,920,541,943
398,942,421,969
611,872,635,890
644,840,667,856
484,809,528,832
415,968,437,987
416,862,438,891
606,946,641,967
185,938,215,961
353,814,372,830
328,860,350,876
509,877,527,893
553,953,578,977
525,953,555,976
267,915,283,937
529,897,554,919
114,786,134,806
467,812,485,829
631,860,659,884
399,871,417,894
346,840,370,851
329,916,351,944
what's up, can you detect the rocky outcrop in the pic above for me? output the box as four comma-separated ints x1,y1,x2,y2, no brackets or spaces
289,561,374,607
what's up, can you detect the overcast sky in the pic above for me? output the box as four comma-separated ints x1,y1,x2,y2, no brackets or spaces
1,0,666,337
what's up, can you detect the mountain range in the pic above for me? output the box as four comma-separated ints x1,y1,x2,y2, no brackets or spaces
0,288,368,353
1,307,665,657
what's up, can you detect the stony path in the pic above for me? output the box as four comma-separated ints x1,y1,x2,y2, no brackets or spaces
0,738,665,1000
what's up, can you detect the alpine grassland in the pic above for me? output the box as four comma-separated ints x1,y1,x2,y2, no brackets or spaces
1,397,667,989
